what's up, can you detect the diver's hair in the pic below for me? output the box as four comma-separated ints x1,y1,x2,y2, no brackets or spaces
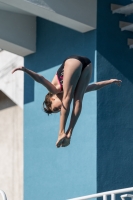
43,92,54,115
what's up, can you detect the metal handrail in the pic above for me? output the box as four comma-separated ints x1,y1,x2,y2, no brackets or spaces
0,190,7,200
68,187,133,200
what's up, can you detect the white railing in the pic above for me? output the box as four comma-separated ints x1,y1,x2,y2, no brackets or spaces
68,187,133,200
0,190,7,200
121,194,133,200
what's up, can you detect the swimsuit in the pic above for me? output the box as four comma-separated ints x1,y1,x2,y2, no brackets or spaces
56,55,91,91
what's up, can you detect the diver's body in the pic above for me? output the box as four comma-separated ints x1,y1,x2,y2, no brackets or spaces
12,55,122,148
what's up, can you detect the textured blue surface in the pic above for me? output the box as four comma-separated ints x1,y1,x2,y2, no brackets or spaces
97,0,133,194
24,18,97,200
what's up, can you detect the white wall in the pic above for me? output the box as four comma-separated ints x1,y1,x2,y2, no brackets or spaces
0,91,23,200
0,50,24,109
0,51,24,200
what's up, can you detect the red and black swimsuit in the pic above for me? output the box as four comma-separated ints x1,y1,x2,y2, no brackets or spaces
56,55,91,91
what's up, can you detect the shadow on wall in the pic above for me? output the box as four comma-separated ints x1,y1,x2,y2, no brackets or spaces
0,90,16,110
24,18,96,104
97,0,133,194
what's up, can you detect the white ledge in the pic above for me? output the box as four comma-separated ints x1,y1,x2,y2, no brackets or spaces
128,39,133,49
111,3,133,15
121,194,133,198
0,10,36,56
0,0,97,33
119,21,133,32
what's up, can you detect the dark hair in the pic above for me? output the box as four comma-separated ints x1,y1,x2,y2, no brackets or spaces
43,92,54,115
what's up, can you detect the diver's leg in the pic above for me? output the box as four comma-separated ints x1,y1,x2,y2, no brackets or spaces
61,64,92,147
56,59,82,147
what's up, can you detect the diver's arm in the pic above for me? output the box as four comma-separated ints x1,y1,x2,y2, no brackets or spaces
12,66,59,94
85,79,122,93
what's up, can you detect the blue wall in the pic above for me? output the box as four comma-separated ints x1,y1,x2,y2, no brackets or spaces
24,18,97,200
97,0,133,194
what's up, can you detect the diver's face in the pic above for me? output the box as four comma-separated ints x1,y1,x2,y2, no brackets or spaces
51,95,62,113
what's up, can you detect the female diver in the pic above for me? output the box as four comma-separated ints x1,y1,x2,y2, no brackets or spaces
12,55,122,148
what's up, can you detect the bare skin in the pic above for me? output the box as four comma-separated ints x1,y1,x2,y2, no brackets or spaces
55,59,83,147
12,64,122,148
55,63,92,147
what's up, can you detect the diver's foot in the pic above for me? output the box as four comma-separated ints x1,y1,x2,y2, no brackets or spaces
56,133,66,148
61,137,71,147
61,132,72,147
66,132,71,139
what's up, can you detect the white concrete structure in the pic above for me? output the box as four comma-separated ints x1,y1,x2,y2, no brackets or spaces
111,3,133,15
0,9,36,56
0,50,24,108
0,0,97,56
0,50,23,200
0,91,23,200
111,3,133,50
119,21,133,32
24,0,97,32
128,39,133,49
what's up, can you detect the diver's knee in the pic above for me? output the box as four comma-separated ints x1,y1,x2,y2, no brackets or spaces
62,95,72,109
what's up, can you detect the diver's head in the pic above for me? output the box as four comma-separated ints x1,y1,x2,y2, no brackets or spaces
43,93,62,115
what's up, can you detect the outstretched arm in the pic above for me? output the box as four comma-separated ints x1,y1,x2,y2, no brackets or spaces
12,66,59,94
85,79,122,93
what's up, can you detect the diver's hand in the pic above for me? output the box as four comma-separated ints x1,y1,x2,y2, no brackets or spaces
12,66,25,74
110,79,122,86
